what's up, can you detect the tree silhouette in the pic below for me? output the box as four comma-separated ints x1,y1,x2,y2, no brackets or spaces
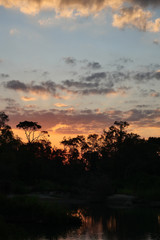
0,112,9,129
114,121,129,143
16,121,43,143
0,112,21,148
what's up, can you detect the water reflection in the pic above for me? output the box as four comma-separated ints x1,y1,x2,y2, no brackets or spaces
1,206,160,240
59,206,160,240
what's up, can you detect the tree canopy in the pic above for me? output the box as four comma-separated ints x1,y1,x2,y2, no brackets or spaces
16,121,42,143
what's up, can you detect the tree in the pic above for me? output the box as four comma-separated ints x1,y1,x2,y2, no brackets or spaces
16,121,48,143
114,121,129,143
0,112,9,129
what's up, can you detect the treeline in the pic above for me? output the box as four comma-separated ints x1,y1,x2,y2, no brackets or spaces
1,112,160,200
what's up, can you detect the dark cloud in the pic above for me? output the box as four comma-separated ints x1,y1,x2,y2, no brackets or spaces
63,57,77,65
80,109,93,114
79,88,115,95
1,73,9,78
106,71,129,82
126,108,160,123
118,57,134,64
136,104,150,108
42,71,49,76
63,79,99,88
134,71,160,81
6,80,28,91
85,72,106,81
129,0,160,7
4,80,57,95
87,62,102,70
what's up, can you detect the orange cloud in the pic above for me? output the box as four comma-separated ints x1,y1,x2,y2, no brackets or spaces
21,96,36,101
1,0,160,32
54,103,68,107
0,0,122,17
113,6,160,32
0,0,124,16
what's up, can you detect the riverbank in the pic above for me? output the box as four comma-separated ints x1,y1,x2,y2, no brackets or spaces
10,192,160,209
0,195,81,226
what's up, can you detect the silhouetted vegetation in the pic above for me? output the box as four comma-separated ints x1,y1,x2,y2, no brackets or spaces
1,111,160,201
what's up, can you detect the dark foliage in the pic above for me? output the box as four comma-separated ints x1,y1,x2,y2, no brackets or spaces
0,113,160,200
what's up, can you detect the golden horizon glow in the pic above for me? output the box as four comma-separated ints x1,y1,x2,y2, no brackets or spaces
12,123,160,149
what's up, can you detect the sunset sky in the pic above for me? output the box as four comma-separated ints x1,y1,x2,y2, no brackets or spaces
1,0,160,146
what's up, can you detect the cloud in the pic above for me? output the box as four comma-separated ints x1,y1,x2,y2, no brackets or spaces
54,103,68,107
1,0,160,32
4,67,160,100
150,90,160,97
6,80,28,91
85,72,106,81
0,0,123,16
5,80,57,95
6,106,160,138
0,96,16,104
79,88,116,95
21,96,36,101
153,39,160,45
9,28,19,35
113,6,160,32
63,57,77,65
63,79,99,88
42,71,49,76
134,71,160,81
117,57,134,64
25,104,37,108
87,61,102,70
136,104,150,108
129,0,160,8
0,73,9,78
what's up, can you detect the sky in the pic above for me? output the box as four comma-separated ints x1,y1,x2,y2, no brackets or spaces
0,0,160,147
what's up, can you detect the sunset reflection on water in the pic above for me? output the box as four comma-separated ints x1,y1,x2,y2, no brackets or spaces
58,207,160,240
59,208,117,240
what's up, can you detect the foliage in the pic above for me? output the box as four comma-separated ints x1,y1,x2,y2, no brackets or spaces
16,121,49,143
1,112,160,200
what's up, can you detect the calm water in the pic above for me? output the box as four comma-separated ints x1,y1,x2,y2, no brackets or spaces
1,205,160,240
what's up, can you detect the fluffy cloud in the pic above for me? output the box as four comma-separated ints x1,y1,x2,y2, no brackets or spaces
0,0,123,16
1,0,160,32
2,0,160,17
113,6,160,32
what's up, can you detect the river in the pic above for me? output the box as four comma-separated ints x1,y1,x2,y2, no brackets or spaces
1,204,160,240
